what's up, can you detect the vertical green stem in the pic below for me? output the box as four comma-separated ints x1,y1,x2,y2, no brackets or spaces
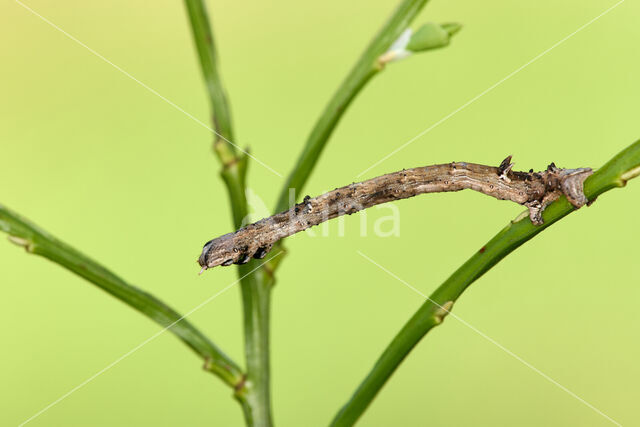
236,267,273,426
184,0,249,228
183,0,234,143
184,1,274,425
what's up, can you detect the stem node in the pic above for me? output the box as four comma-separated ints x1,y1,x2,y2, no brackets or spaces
433,301,454,324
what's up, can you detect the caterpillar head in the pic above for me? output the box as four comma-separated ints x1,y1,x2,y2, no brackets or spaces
198,233,272,272
198,233,238,271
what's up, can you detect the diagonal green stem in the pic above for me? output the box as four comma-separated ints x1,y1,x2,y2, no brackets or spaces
184,1,273,425
0,205,244,388
274,0,433,213
331,139,640,426
268,0,459,278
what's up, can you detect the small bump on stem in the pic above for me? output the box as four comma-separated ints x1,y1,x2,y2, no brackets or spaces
433,301,454,324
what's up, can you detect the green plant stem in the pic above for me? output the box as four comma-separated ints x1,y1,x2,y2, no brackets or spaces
0,205,243,388
331,139,640,426
267,0,437,277
232,263,273,427
184,0,248,229
184,1,273,425
235,266,273,426
274,0,431,213
183,0,234,144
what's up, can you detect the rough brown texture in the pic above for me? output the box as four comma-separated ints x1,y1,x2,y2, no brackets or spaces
198,157,592,271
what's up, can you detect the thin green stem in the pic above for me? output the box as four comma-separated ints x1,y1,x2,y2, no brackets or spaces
267,0,457,278
274,0,432,213
184,1,273,425
331,139,640,426
0,205,244,388
235,266,274,426
184,0,248,229
183,0,234,144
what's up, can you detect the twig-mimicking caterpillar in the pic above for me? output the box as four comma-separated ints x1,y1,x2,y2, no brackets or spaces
198,156,592,272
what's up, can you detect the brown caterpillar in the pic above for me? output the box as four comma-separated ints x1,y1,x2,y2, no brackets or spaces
198,156,592,272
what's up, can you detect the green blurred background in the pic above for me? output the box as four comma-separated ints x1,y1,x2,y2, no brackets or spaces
1,0,639,425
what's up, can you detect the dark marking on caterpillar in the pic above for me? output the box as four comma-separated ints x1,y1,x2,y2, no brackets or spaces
253,246,269,259
235,253,251,265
